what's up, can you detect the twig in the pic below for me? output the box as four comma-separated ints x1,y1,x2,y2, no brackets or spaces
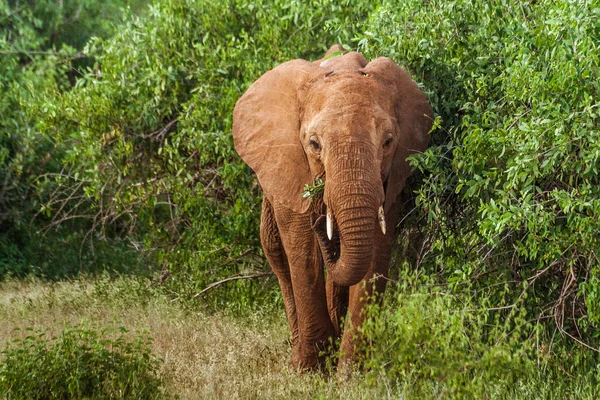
558,327,600,353
193,272,273,298
506,108,532,131
217,248,254,268
140,119,178,142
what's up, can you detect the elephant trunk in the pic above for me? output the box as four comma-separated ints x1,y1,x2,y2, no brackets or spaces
313,140,383,287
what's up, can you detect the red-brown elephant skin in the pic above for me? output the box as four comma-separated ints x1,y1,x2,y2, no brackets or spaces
232,45,432,371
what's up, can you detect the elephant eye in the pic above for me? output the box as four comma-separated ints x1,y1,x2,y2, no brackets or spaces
309,138,321,152
383,136,393,149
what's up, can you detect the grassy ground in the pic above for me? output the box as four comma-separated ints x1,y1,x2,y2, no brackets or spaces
0,277,381,399
1,277,598,399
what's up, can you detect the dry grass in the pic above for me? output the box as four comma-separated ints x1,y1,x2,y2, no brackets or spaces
0,277,381,399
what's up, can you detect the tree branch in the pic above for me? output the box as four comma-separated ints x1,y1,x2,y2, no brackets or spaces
193,272,273,298
139,119,178,142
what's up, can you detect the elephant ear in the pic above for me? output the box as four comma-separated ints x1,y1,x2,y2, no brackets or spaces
362,57,433,212
232,60,322,213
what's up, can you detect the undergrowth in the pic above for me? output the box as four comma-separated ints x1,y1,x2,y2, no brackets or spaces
358,272,600,398
0,324,164,399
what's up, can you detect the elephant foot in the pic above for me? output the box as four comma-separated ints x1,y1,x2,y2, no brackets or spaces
290,338,335,371
290,350,321,371
335,360,355,381
337,341,355,371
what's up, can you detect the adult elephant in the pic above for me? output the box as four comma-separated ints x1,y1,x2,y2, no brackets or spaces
232,45,433,370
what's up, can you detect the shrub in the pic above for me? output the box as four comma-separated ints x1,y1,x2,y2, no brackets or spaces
0,325,163,399
0,0,150,278
358,272,600,398
352,0,600,341
42,0,377,309
8,0,600,344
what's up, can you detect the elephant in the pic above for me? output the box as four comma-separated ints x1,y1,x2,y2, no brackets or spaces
232,45,433,370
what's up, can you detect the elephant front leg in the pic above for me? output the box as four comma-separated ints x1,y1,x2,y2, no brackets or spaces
275,207,335,370
260,199,299,356
338,206,400,368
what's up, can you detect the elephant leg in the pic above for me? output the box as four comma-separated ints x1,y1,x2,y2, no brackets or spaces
274,205,335,370
338,205,401,368
326,277,349,338
260,199,299,357
337,244,392,368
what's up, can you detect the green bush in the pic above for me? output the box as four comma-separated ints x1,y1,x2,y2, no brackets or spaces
0,0,149,278
351,0,600,339
358,273,600,398
0,325,163,399
4,0,600,355
41,0,600,336
42,0,377,309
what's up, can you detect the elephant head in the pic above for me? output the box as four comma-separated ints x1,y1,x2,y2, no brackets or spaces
233,48,432,287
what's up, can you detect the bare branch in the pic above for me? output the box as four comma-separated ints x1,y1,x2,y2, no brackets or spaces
139,119,178,142
193,272,273,298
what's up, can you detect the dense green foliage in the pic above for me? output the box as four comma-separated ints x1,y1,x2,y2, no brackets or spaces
359,270,600,397
1,0,148,277
0,325,163,399
42,0,381,308
358,0,600,341
1,0,600,394
35,0,599,333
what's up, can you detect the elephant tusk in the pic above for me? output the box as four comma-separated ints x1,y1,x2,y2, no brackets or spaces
378,206,386,235
327,212,334,240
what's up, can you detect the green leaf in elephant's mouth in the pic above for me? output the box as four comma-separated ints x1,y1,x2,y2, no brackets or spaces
302,178,325,200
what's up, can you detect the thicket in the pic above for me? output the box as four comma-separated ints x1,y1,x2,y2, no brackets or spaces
0,0,149,278
359,270,600,397
1,0,600,384
32,0,379,309
363,0,600,342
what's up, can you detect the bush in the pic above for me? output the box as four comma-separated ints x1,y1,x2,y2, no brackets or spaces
0,325,163,399
4,0,600,350
0,0,150,278
351,0,600,340
358,272,600,398
42,0,377,309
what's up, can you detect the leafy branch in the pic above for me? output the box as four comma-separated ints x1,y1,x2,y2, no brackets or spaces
302,178,325,200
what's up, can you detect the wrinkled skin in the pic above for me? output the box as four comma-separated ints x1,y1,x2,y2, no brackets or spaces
232,45,433,371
